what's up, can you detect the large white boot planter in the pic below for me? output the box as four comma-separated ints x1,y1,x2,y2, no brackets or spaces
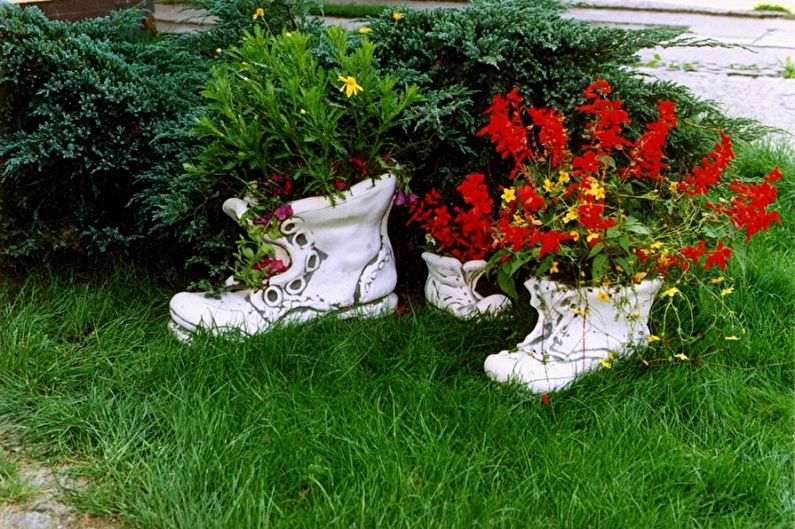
169,174,399,340
484,277,663,393
422,252,511,319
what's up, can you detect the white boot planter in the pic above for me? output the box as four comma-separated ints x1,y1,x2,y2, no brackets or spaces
422,252,511,319
169,174,399,340
484,277,663,393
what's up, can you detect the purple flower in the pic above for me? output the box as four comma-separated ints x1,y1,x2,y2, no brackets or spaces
252,212,273,225
274,204,293,221
393,189,419,207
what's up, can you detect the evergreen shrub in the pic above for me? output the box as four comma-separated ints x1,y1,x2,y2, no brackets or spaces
367,0,763,191
0,1,316,273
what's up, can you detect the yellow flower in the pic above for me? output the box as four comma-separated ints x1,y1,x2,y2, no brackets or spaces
668,181,680,193
662,286,679,298
647,335,661,343
586,231,600,243
633,272,647,283
252,7,264,19
569,230,580,241
596,290,610,302
674,353,689,361
512,213,525,226
725,335,740,341
337,75,363,98
650,241,663,250
543,178,554,193
563,208,578,224
239,61,250,72
392,11,405,20
550,261,559,274
558,170,570,183
608,351,619,361
598,358,612,369
710,276,725,284
299,108,307,115
284,31,292,38
215,47,222,55
720,287,734,297
571,307,588,316
501,187,516,203
358,27,372,34
585,178,606,200
628,312,640,321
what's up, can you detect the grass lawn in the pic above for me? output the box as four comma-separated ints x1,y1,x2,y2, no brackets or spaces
0,142,792,528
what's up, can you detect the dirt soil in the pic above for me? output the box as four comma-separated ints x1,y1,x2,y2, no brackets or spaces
1,446,119,529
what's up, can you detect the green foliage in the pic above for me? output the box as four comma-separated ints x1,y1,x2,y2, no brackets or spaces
779,55,795,79
190,26,419,198
0,6,205,260
753,3,793,13
0,1,316,276
187,26,419,286
366,0,766,192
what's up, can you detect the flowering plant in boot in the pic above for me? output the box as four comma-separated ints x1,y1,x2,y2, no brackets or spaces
185,25,420,287
477,80,782,301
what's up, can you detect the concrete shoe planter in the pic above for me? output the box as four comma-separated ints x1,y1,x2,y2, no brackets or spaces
169,173,399,340
484,277,663,393
422,252,511,319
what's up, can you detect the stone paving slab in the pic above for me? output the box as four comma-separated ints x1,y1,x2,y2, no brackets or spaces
640,68,795,143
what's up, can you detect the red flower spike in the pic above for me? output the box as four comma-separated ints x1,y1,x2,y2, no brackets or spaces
517,184,546,213
704,241,732,270
537,230,573,258
408,174,496,262
682,132,734,195
528,106,569,168
478,88,533,173
624,100,677,180
720,166,782,242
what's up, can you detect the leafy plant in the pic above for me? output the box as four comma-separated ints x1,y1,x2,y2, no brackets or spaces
779,55,795,79
186,26,420,286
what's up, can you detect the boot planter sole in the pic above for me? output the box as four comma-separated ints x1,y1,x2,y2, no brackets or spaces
169,173,399,340
484,277,663,393
422,252,511,319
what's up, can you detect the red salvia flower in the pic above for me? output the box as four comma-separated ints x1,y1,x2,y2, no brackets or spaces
528,106,569,168
718,166,782,242
704,241,732,270
624,100,677,180
682,132,734,195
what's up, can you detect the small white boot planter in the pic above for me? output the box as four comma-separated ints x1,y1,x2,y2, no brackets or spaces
422,252,511,319
169,174,399,340
484,277,663,393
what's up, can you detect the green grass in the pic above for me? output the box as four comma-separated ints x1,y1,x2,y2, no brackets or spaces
0,142,793,527
780,56,795,79
0,452,36,505
754,3,793,13
312,3,393,18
